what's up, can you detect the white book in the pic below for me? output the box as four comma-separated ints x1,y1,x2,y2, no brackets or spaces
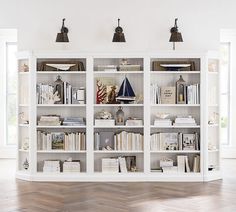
162,166,178,173
177,156,186,173
47,134,52,150
185,156,190,173
193,155,200,172
119,157,128,173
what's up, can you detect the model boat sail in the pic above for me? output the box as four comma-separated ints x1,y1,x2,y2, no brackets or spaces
116,77,136,103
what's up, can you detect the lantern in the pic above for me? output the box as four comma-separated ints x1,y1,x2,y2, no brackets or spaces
115,106,124,125
53,75,64,104
176,75,186,104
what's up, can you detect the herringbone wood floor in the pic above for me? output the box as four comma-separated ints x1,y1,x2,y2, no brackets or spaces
1,159,236,212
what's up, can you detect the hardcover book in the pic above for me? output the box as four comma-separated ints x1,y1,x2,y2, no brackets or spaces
183,134,196,150
100,131,114,150
160,87,176,104
51,132,65,150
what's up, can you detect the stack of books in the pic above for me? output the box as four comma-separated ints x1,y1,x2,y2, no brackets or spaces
150,132,200,151
114,131,143,151
94,119,115,126
119,64,141,72
63,161,80,172
173,116,197,126
125,119,143,126
177,155,191,173
102,158,119,173
97,65,117,72
150,133,178,151
36,84,54,104
38,115,61,126
64,132,86,150
102,156,136,173
187,84,200,104
37,83,86,104
63,117,85,126
150,83,200,104
154,119,172,127
43,160,60,173
37,131,86,151
150,84,161,104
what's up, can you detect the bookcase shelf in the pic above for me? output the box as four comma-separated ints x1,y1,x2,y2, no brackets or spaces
37,150,86,153
19,72,29,75
37,71,86,74
151,104,200,107
19,149,29,153
150,150,201,153
37,104,86,107
151,71,201,74
19,124,29,127
94,150,144,154
19,104,29,107
94,104,143,107
93,126,143,129
150,125,200,129
94,71,143,74
15,51,221,182
36,126,86,129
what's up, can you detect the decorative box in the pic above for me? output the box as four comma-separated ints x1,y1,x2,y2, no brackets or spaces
95,119,115,126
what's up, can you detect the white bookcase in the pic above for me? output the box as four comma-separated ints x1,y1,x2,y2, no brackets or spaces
16,51,221,182
204,51,222,181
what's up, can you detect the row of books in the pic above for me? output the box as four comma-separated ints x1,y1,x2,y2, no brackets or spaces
37,131,86,151
94,131,143,151
150,132,200,151
102,156,137,173
43,160,81,173
158,155,200,173
38,115,86,126
94,119,143,126
115,131,143,151
37,83,85,104
150,84,200,104
153,116,197,127
187,84,200,104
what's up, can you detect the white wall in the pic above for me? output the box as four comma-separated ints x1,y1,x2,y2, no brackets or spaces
221,29,236,158
0,29,17,158
0,0,236,51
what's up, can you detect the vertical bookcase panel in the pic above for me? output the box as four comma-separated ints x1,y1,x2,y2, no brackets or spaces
205,52,221,181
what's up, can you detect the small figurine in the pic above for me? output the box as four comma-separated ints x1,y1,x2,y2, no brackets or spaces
19,112,29,124
208,112,219,125
23,158,29,170
53,76,64,104
155,113,170,119
96,110,113,120
22,137,29,150
96,79,107,104
107,86,117,104
41,90,60,104
120,58,128,65
20,64,29,72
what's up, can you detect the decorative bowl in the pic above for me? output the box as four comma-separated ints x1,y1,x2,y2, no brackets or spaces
46,64,76,71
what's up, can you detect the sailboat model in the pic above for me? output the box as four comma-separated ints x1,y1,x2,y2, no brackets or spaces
116,77,136,103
